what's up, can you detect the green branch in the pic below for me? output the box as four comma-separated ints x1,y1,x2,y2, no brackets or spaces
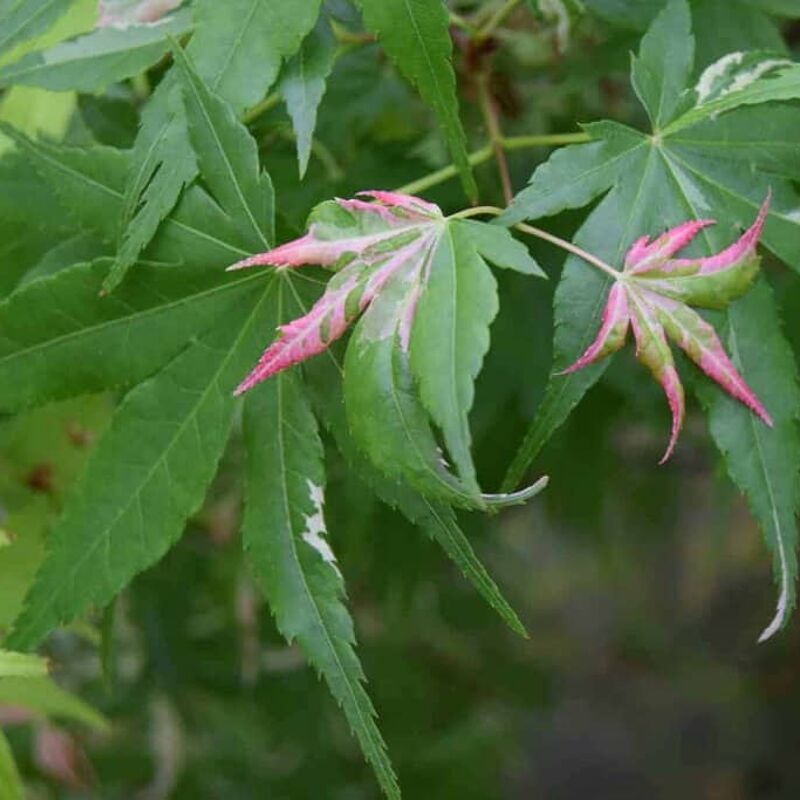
395,131,590,195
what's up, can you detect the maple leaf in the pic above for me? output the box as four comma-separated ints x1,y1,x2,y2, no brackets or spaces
229,191,540,396
228,191,443,394
561,194,772,463
228,191,543,504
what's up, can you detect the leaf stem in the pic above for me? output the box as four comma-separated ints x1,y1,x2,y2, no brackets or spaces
242,92,281,125
329,19,375,46
504,132,590,149
395,132,589,195
397,144,493,196
478,0,523,39
448,10,476,34
514,221,621,279
451,206,620,279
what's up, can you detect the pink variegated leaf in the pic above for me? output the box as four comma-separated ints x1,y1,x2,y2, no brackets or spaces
229,191,547,508
625,219,715,274
234,269,362,396
628,292,685,463
229,192,449,394
560,282,630,374
233,228,439,394
649,292,772,426
561,195,771,462
627,193,771,309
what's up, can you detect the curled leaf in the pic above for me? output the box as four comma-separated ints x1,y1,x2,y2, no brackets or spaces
229,192,445,395
229,191,544,502
563,194,772,461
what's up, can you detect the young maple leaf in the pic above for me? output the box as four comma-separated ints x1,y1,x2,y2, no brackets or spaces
562,195,772,463
229,192,469,395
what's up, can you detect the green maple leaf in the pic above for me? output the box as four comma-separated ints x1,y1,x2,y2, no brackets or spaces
502,0,800,639
0,5,193,93
354,0,476,198
109,0,323,290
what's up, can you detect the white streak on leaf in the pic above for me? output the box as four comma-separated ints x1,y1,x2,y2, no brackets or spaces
758,525,790,642
726,59,794,95
694,52,793,107
694,52,743,103
301,481,341,577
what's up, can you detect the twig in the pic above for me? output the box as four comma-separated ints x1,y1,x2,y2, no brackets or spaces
478,0,523,39
394,132,589,195
241,93,280,125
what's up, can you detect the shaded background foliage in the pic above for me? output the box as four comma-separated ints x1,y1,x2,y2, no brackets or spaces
1,0,800,797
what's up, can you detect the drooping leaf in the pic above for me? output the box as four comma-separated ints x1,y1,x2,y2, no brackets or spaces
115,0,322,286
0,8,193,92
279,17,337,179
243,324,399,800
301,313,530,638
6,282,275,650
345,309,483,509
409,223,499,495
697,281,800,641
229,192,544,504
355,0,476,198
390,488,530,638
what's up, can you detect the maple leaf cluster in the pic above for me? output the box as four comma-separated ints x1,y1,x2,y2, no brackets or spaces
231,191,772,464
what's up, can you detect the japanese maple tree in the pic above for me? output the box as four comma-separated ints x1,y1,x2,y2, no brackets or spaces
0,0,799,796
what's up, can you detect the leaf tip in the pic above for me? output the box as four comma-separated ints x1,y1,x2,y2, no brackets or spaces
656,365,684,465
